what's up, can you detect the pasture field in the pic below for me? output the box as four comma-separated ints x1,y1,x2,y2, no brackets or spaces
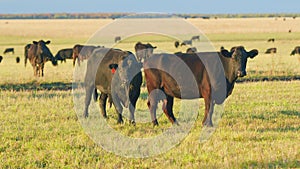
0,18,299,168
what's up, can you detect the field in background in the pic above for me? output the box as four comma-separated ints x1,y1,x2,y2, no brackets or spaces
0,18,299,168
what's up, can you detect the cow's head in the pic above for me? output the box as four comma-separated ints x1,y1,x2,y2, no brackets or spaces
33,40,57,66
221,46,258,78
134,42,157,63
109,53,142,107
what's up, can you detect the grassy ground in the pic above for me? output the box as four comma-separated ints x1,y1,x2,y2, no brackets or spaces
0,18,299,168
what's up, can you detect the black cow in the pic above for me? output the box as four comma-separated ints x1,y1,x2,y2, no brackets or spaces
181,40,192,46
16,57,20,63
143,46,258,127
134,42,157,63
290,46,300,56
174,41,180,48
54,48,73,63
84,48,142,125
25,40,57,77
115,36,121,43
191,35,200,41
0,56,3,63
265,48,277,54
3,48,14,54
267,38,275,42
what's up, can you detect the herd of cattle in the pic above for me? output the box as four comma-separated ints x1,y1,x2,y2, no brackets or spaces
0,37,299,127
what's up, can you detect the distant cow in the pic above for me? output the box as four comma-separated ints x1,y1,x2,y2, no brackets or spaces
24,44,31,67
72,44,101,66
265,48,277,54
191,35,200,41
267,38,275,42
84,48,142,124
115,36,121,43
25,40,57,77
290,46,300,56
134,42,157,63
16,57,20,63
3,48,14,54
181,40,192,46
0,56,3,63
143,46,258,126
54,48,73,63
186,47,197,53
174,41,180,48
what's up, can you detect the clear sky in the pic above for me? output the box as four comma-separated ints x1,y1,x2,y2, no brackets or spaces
0,0,299,14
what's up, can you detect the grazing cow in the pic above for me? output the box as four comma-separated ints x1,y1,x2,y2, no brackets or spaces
72,44,101,66
267,38,275,42
134,42,157,63
174,41,180,48
115,36,121,43
84,48,142,124
24,44,31,67
0,56,3,63
289,29,292,33
3,48,14,54
290,46,300,56
181,40,192,46
54,48,73,63
16,57,20,63
265,48,277,54
191,35,200,41
186,47,197,53
143,46,258,127
25,40,57,77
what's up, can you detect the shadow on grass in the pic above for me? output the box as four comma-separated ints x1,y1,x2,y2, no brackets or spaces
280,110,300,118
0,82,81,91
241,159,300,169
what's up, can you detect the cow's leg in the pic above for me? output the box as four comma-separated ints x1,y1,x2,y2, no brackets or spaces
99,93,108,118
73,57,76,67
163,95,178,125
41,64,44,77
147,90,159,126
128,89,139,125
83,86,94,118
113,99,123,124
203,97,213,127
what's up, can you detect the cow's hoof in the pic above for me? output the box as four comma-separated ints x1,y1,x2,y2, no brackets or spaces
130,120,136,126
173,120,180,126
152,119,159,126
203,121,213,127
83,113,88,118
117,119,124,124
102,114,108,119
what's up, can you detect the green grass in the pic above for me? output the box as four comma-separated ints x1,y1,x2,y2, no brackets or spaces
0,82,299,168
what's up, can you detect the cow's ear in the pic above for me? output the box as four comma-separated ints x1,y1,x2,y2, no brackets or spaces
33,41,38,44
45,40,51,45
221,49,232,58
248,49,258,59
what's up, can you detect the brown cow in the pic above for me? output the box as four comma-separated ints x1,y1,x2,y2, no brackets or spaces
25,40,57,77
134,42,157,63
72,44,102,66
290,46,300,56
143,46,258,127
